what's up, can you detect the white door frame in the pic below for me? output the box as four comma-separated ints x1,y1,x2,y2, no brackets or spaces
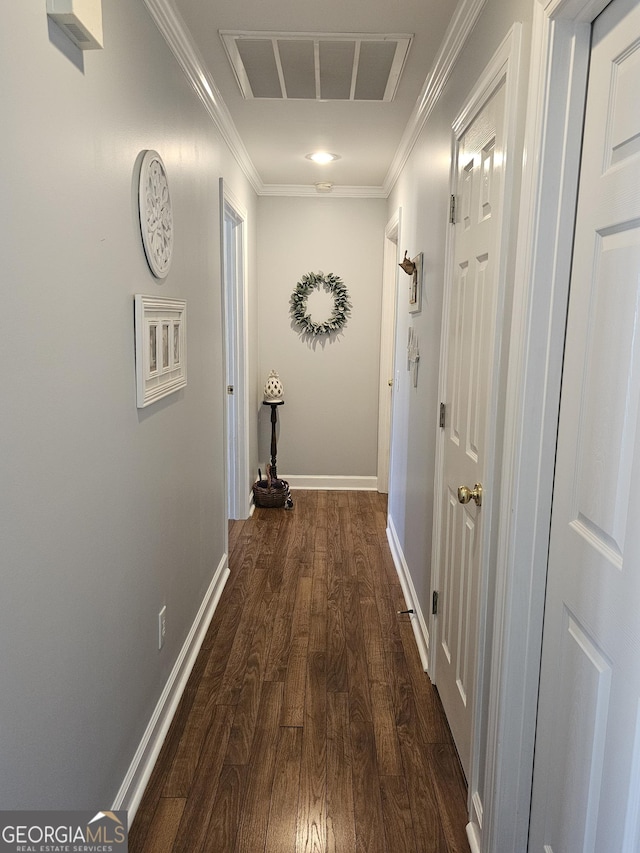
428,26,522,852
377,211,401,493
220,179,250,521
482,1,612,851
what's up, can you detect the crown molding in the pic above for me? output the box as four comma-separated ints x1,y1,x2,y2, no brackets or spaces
383,0,488,195
144,0,486,200
142,0,263,195
259,184,388,199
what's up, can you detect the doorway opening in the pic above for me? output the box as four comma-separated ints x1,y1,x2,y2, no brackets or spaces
428,27,522,852
220,180,250,521
377,211,400,494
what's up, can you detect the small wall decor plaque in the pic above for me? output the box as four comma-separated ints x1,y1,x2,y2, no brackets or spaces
408,252,423,314
408,327,420,387
134,295,186,407
138,150,173,279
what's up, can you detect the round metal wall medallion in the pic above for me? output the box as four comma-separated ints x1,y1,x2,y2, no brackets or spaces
138,150,173,279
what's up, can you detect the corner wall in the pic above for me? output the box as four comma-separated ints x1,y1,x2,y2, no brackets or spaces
387,0,532,658
0,1,256,809
257,196,387,484
385,0,533,837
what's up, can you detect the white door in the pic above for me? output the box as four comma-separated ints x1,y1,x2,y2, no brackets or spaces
377,213,399,494
434,80,506,780
220,181,250,521
529,0,640,849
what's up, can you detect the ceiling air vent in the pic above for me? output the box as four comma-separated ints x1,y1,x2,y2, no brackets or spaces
220,31,413,102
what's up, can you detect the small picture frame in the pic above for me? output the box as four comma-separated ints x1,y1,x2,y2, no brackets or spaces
135,295,187,408
409,252,423,314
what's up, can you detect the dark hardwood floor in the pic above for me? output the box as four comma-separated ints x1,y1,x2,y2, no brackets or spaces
129,490,470,853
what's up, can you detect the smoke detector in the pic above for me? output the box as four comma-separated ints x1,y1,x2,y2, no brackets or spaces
47,0,103,50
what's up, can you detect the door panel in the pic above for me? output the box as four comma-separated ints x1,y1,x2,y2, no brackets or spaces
435,81,506,779
529,0,640,848
221,184,250,521
377,215,399,493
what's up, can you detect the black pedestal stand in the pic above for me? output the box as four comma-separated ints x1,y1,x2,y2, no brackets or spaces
260,399,293,509
263,399,284,479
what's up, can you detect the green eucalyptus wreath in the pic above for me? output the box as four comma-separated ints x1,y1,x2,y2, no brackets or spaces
290,271,351,336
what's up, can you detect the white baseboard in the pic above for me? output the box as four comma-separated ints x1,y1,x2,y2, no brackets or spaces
466,792,483,853
113,553,230,823
386,515,430,672
467,821,481,853
282,475,378,490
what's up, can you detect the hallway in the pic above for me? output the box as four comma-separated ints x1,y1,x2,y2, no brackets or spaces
129,491,470,852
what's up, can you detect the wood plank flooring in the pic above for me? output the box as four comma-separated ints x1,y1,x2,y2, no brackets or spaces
129,490,470,853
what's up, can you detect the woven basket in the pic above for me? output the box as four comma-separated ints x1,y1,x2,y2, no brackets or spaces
253,466,292,509
253,477,288,508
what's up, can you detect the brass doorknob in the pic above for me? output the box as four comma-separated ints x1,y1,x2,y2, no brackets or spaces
458,483,482,507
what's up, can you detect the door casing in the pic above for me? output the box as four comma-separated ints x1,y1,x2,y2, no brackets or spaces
430,25,522,850
482,1,614,851
220,179,250,521
377,211,400,494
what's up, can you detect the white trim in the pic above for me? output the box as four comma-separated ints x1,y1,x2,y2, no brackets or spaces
377,212,400,493
471,791,484,832
386,209,403,512
467,822,482,853
221,181,251,520
472,30,523,852
259,184,388,198
142,0,261,194
282,475,377,491
428,24,522,851
112,554,230,823
432,23,523,644
386,516,430,671
383,0,488,195
483,1,609,850
142,0,487,201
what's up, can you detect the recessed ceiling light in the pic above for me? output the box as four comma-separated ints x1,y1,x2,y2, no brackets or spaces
306,152,340,164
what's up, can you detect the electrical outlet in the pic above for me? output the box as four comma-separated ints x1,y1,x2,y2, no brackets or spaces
158,606,167,650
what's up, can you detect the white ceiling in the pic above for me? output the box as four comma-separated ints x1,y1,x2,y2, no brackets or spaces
219,31,413,103
166,0,462,193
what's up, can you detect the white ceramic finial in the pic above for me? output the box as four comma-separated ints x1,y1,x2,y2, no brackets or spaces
263,370,284,402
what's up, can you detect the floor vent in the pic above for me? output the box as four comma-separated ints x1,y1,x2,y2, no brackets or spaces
220,31,412,101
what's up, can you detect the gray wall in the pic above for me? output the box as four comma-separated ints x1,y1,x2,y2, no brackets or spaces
386,0,534,814
387,0,533,643
0,1,256,808
257,196,387,480
0,0,538,817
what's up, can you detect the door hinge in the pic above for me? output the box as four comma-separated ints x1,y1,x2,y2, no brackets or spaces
227,385,234,395
432,591,439,615
449,194,456,225
439,402,446,428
